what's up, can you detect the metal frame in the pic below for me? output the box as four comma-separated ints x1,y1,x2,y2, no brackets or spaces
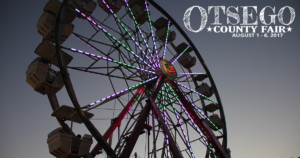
52,0,229,157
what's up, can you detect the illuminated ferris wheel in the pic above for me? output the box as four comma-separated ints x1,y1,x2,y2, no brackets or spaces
26,0,230,157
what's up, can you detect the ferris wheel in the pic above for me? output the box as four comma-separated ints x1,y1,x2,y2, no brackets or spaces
26,0,231,157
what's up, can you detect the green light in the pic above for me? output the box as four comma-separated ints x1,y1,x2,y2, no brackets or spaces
181,46,190,54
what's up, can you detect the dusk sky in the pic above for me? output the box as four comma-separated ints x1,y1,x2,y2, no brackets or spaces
0,0,299,158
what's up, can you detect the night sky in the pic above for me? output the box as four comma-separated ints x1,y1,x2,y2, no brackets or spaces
0,0,299,158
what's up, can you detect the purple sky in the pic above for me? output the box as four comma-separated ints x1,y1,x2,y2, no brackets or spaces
0,0,299,158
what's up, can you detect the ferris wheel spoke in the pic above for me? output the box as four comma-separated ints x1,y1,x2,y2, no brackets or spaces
170,45,190,65
187,99,223,134
83,13,153,69
107,92,148,156
178,72,206,76
174,81,217,103
65,46,156,77
68,67,144,82
152,87,181,158
90,13,112,29
164,106,206,158
117,75,165,158
92,16,123,36
144,2,160,67
71,33,114,57
76,31,115,47
82,76,157,112
123,0,157,64
165,83,223,135
175,72,206,82
162,20,171,61
162,88,196,158
90,86,145,157
100,0,155,68
162,109,172,158
166,79,229,158
149,97,183,158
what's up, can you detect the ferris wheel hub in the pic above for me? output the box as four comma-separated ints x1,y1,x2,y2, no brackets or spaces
158,60,177,80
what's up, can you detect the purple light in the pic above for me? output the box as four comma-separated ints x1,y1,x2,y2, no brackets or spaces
122,0,158,68
179,72,205,75
145,2,159,67
165,84,209,150
171,53,184,65
70,47,158,75
87,76,156,107
175,82,217,103
107,11,154,68
162,21,171,61
171,45,190,65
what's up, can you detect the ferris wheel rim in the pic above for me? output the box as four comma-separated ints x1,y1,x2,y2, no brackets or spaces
52,0,228,157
